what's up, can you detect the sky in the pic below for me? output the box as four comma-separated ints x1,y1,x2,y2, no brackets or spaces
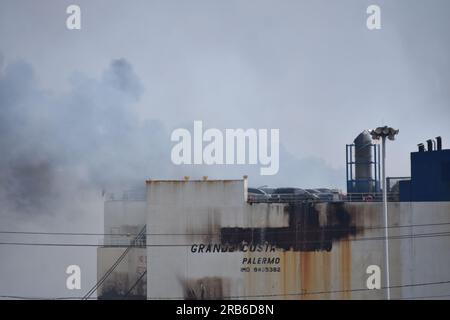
0,0,449,298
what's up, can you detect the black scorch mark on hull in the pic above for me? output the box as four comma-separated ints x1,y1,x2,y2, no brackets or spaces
220,202,357,252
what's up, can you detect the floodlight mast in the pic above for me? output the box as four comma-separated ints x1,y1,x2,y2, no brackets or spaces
370,126,399,300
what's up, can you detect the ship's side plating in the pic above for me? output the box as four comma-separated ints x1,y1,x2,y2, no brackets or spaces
145,179,450,299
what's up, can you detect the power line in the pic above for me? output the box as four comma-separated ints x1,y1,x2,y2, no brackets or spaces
2,279,450,300
82,226,146,300
148,279,450,300
399,293,450,300
1,221,450,237
1,230,450,247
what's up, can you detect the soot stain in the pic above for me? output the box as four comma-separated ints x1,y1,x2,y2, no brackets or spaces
220,202,358,252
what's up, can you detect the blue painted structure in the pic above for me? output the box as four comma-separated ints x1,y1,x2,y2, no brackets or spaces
400,148,450,202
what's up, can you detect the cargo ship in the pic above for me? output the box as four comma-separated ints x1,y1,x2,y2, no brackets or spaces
94,131,450,300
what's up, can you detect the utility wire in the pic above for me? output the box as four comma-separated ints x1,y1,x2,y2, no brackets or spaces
147,279,450,300
82,226,146,300
2,279,450,300
1,230,450,247
399,293,450,300
1,221,450,237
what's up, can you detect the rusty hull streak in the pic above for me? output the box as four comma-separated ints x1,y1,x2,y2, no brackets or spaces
321,251,331,299
178,202,361,300
222,202,359,300
340,240,352,299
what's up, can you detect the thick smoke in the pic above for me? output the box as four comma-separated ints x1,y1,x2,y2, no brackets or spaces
0,57,343,217
0,58,172,216
0,57,343,298
0,58,176,298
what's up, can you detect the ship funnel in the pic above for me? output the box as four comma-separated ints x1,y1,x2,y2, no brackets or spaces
427,139,433,152
353,130,373,192
436,136,442,151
